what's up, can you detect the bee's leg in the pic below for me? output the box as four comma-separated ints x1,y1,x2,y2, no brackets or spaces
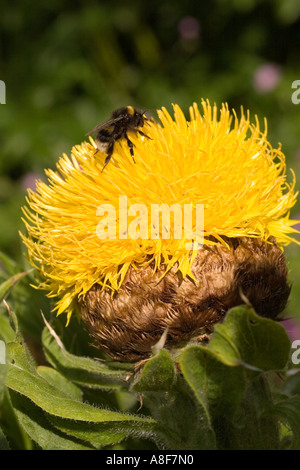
101,154,112,172
101,142,114,172
124,133,136,163
138,130,152,140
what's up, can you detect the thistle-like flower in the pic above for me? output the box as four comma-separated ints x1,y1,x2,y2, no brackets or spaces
21,100,299,361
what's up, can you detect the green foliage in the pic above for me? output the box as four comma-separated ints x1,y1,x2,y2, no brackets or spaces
1,296,300,450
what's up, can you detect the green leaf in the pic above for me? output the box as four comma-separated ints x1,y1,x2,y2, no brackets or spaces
177,306,292,449
0,362,8,408
5,277,51,341
282,371,300,397
265,397,300,450
0,311,18,409
1,389,33,450
179,345,246,420
48,415,155,449
0,314,16,343
143,375,217,450
42,323,130,389
0,251,20,276
179,346,281,449
178,305,290,424
131,350,216,449
228,375,280,450
9,391,94,450
37,366,83,401
5,341,155,425
0,424,10,450
4,331,156,449
208,305,291,371
132,349,175,392
0,271,32,303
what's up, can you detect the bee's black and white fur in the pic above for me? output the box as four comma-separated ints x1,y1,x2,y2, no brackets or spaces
86,106,151,172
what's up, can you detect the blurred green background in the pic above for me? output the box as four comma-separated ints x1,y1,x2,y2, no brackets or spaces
0,0,300,324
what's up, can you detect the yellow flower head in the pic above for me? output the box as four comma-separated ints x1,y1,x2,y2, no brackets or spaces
21,100,299,324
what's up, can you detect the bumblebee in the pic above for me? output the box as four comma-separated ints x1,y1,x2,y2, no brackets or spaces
86,106,151,171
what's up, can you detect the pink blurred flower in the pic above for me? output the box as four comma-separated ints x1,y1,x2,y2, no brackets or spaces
295,147,300,163
253,63,282,93
281,317,300,342
178,16,200,40
21,172,43,192
291,212,300,232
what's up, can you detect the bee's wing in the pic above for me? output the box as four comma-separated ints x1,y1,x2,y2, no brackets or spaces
85,117,123,136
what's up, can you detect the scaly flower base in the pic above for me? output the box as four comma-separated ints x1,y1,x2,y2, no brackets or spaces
80,236,290,361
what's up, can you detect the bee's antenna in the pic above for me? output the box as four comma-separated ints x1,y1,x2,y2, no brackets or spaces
142,109,155,124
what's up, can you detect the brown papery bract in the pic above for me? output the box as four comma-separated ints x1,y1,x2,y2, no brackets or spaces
80,237,290,362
